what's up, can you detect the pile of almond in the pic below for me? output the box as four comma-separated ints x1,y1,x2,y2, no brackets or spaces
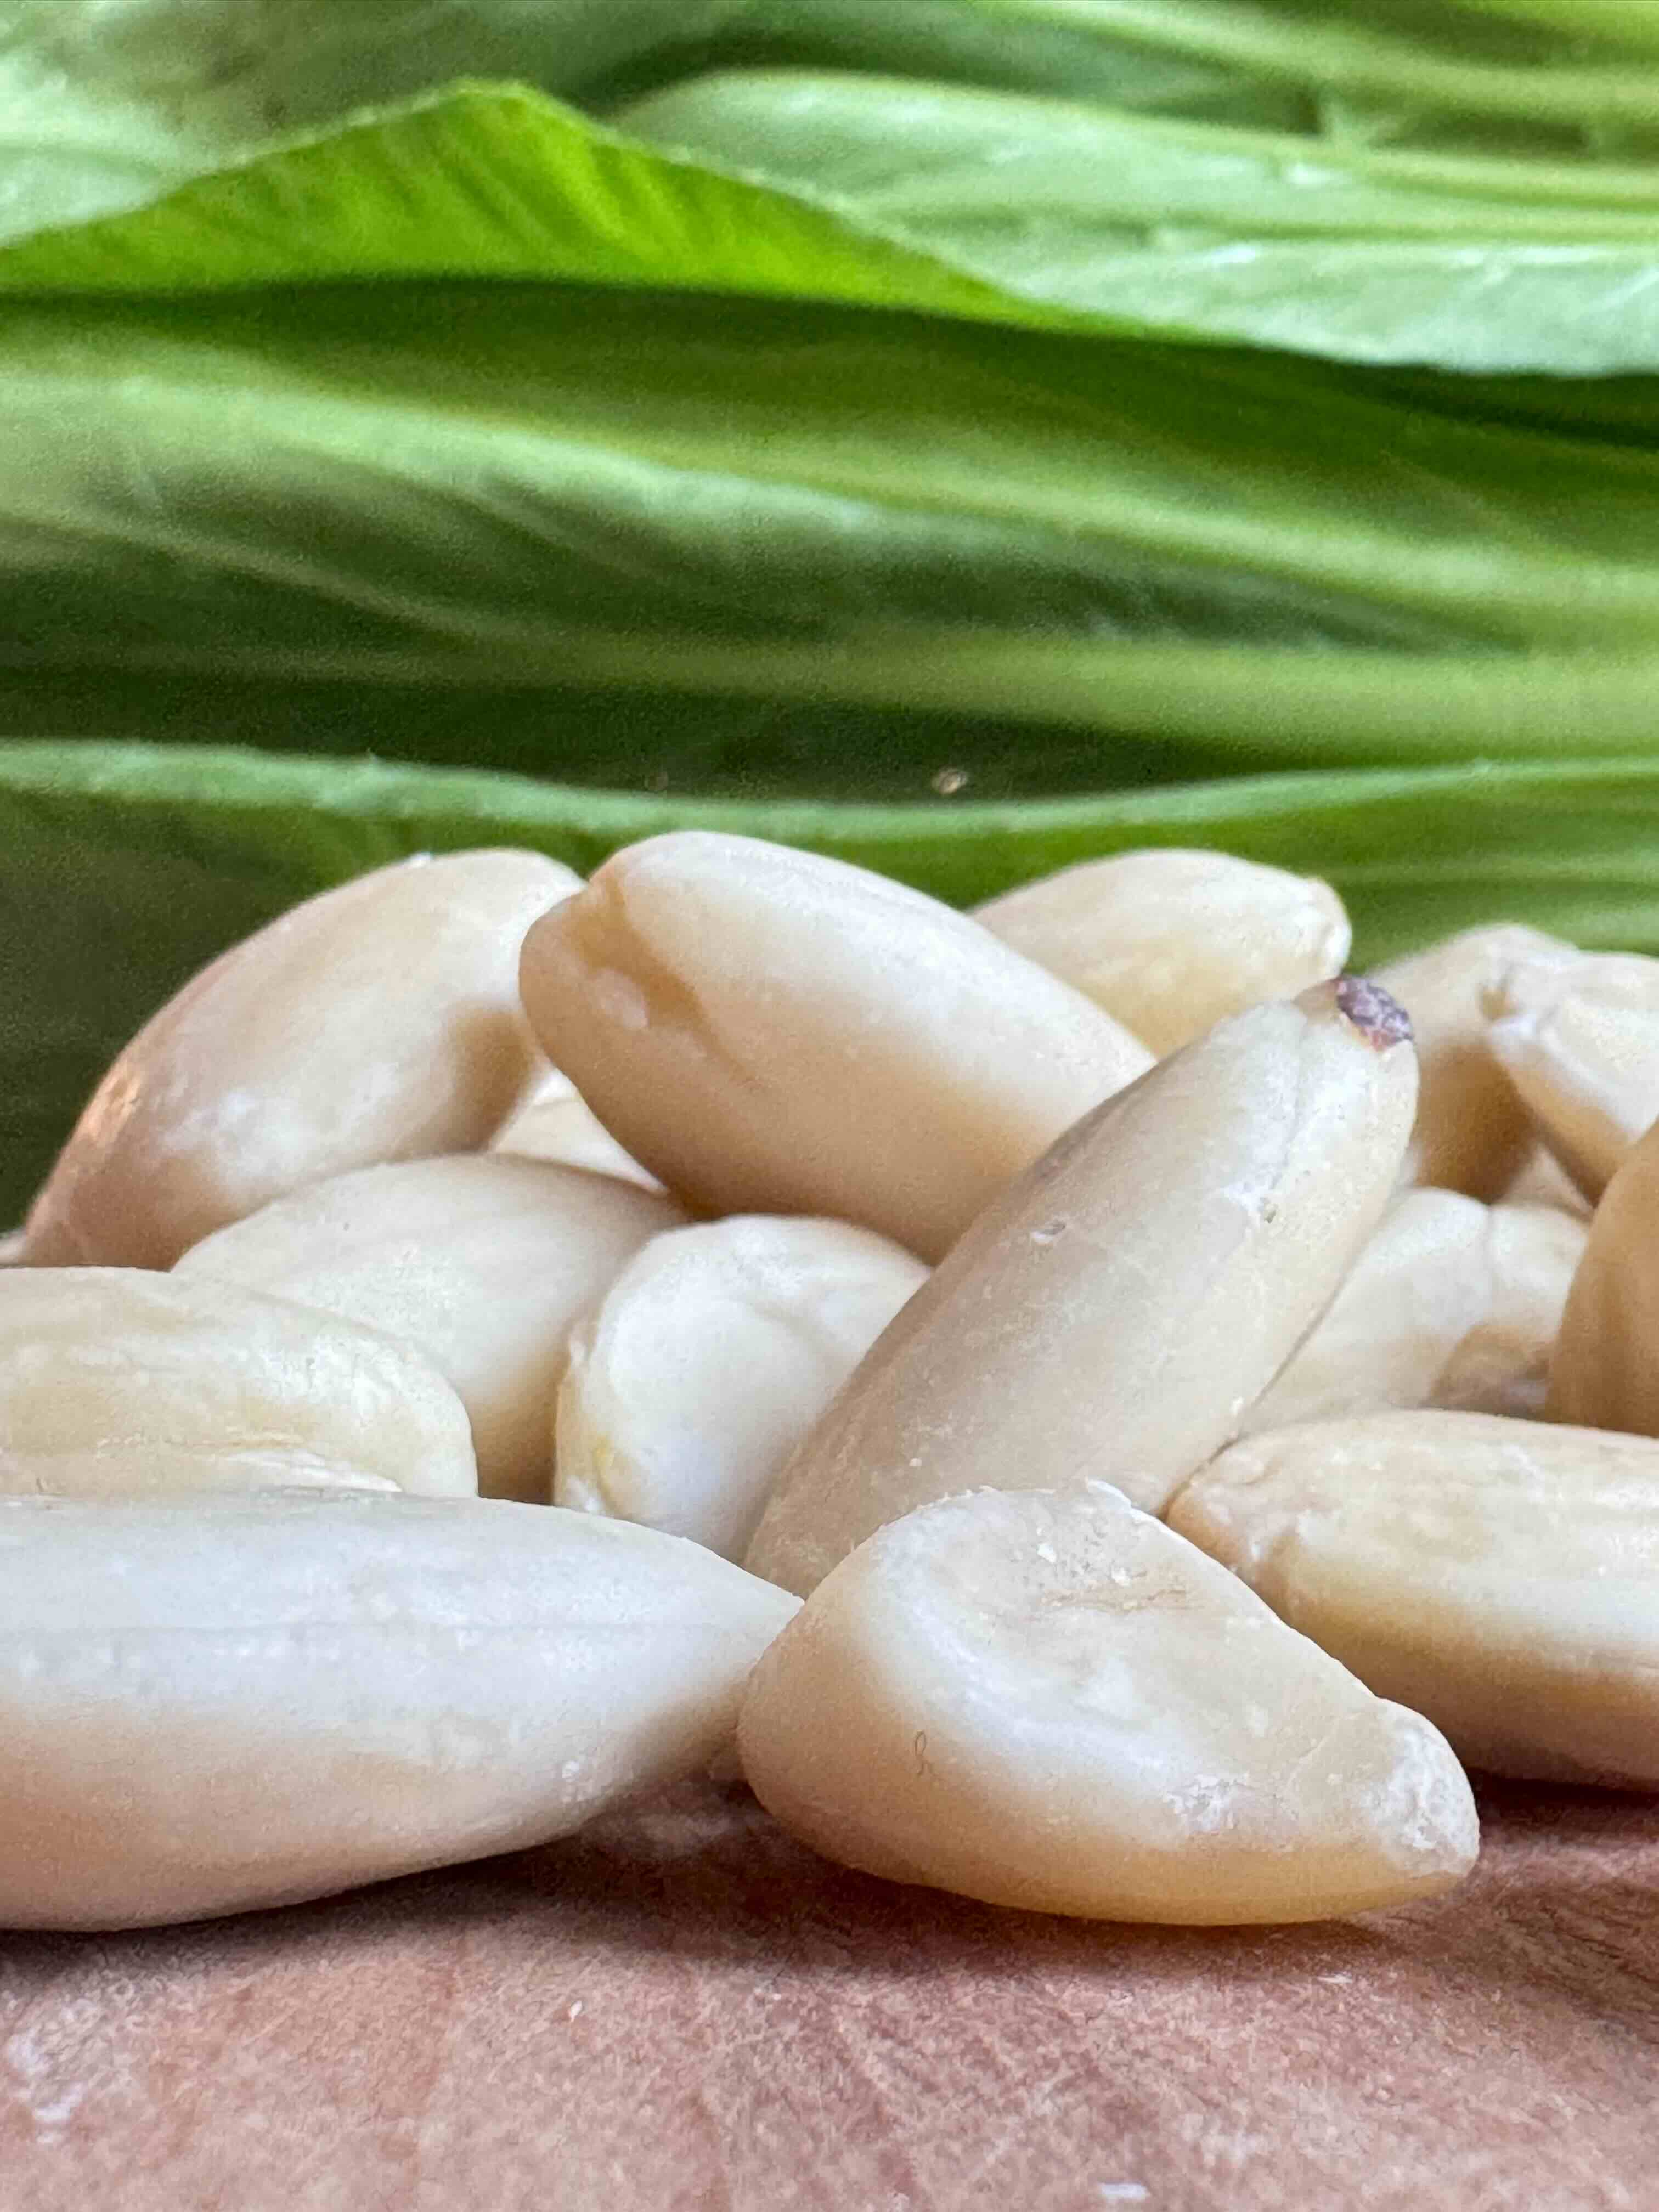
5,836,1652,1934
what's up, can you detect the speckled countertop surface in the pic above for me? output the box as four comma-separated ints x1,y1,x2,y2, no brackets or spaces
3,1774,1654,2212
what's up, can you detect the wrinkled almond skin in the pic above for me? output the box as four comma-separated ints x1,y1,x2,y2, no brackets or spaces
25,849,578,1269
1548,1113,1659,1435
556,1215,927,1560
744,978,1416,1597
740,1487,1477,1924
1375,924,1564,1200
1486,947,1659,1201
0,1494,798,1931
176,1156,685,1503
0,1268,476,1498
1170,1410,1659,1788
490,1065,664,1191
517,831,1152,1263
975,847,1350,1057
1242,1191,1583,1434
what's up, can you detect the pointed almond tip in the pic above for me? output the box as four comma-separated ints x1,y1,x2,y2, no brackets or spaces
1335,975,1413,1052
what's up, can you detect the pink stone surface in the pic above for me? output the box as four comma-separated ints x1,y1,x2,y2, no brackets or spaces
2,1775,1654,2211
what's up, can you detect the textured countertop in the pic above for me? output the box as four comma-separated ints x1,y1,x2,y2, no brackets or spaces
3,1774,1654,2212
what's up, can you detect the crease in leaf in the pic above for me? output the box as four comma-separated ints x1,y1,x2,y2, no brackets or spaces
16,634,1659,790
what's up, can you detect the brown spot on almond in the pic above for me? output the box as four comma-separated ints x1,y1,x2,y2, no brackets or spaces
1336,976,1413,1052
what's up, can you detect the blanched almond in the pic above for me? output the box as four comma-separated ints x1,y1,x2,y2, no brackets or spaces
1548,1111,1659,1435
490,1066,663,1191
0,1493,798,1930
556,1216,927,1560
739,1486,1477,1924
1241,1191,1583,1433
1502,1145,1593,1219
1486,947,1659,1201
517,831,1152,1262
1437,1204,1585,1417
1375,924,1564,1200
0,1268,475,1498
26,849,577,1269
1170,1410,1659,1788
176,1156,685,1502
975,847,1348,1056
745,978,1415,1596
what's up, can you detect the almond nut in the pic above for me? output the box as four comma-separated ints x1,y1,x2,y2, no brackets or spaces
1375,923,1564,1200
517,831,1152,1263
976,846,1348,1056
176,1155,686,1502
0,1493,797,1929
556,1215,927,1559
739,1486,1477,1923
746,977,1416,1596
26,849,577,1268
1171,1409,1659,1788
0,1267,476,1498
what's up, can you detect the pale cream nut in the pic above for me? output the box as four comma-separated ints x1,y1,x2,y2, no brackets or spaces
0,1267,476,1498
1171,1409,1659,1788
1548,1111,1659,1436
0,1493,798,1929
1437,1204,1585,1418
490,1066,663,1191
1375,924,1565,1200
1242,1190,1583,1433
25,848,578,1268
745,977,1416,1596
975,846,1349,1057
1502,1146,1592,1220
556,1216,927,1560
517,831,1152,1262
738,1486,1478,1924
1486,947,1659,1201
176,1155,685,1502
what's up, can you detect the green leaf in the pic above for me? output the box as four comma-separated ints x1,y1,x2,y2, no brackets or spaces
1448,0,1659,57
10,0,1659,258
14,285,1659,736
9,735,1659,1220
0,0,752,240
619,69,1659,371
714,0,1659,159
0,79,1018,322
6,58,1659,367
0,663,1195,804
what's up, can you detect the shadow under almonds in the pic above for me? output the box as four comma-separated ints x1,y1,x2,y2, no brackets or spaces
488,1778,1400,1987
5,1773,1656,2024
